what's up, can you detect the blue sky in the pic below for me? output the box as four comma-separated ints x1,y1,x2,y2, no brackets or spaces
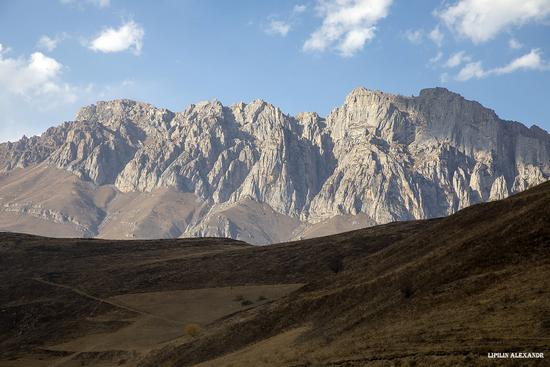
1,0,550,142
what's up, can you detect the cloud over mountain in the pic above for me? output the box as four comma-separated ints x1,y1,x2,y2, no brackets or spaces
439,0,550,43
89,20,144,55
303,0,393,57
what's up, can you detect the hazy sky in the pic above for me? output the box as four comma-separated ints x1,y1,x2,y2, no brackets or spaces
1,0,550,142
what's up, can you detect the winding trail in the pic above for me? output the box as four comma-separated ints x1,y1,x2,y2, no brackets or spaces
32,277,184,325
31,277,188,367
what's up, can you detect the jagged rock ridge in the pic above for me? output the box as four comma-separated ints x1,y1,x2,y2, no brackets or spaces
0,87,549,244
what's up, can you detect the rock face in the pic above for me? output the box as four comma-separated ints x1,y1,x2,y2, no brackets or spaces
0,87,549,244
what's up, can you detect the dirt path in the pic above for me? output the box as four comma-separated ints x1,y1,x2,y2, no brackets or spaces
32,277,189,367
32,277,184,325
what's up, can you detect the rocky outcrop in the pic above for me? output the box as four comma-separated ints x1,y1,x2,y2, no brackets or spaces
0,87,548,244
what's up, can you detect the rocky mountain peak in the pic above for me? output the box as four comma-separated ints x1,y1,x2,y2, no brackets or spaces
529,124,550,139
182,100,225,121
76,99,176,133
295,112,322,126
418,86,459,98
229,99,292,136
230,101,247,112
344,87,395,105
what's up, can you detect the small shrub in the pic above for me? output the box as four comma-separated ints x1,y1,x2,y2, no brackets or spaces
184,323,201,338
257,295,267,301
401,283,414,299
234,294,244,302
328,256,344,274
241,299,253,306
323,334,334,345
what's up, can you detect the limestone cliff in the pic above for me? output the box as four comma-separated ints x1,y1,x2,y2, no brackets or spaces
0,87,548,244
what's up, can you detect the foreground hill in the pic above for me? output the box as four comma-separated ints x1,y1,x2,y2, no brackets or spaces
1,181,549,366
1,87,549,243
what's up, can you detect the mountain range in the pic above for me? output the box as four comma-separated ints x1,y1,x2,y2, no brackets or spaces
1,87,549,244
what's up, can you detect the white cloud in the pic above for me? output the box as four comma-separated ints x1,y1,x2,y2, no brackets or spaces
339,28,375,57
0,47,82,110
37,36,57,51
440,72,449,83
60,0,110,8
404,29,423,44
456,49,550,81
92,0,110,7
266,20,291,36
438,0,550,44
1,51,61,95
493,48,549,74
37,34,67,52
428,26,444,47
264,4,307,37
293,4,307,13
509,38,523,50
0,43,12,56
303,0,393,57
444,51,471,68
456,61,485,81
429,51,443,63
89,20,144,54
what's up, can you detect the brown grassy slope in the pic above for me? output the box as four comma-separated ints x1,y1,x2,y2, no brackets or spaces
139,181,550,367
0,236,250,357
80,220,431,297
0,220,427,360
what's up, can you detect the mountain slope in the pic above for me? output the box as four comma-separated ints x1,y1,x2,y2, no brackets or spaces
0,87,549,243
1,180,549,366
139,181,550,367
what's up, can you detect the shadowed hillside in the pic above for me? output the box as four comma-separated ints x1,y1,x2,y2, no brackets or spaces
1,181,550,366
